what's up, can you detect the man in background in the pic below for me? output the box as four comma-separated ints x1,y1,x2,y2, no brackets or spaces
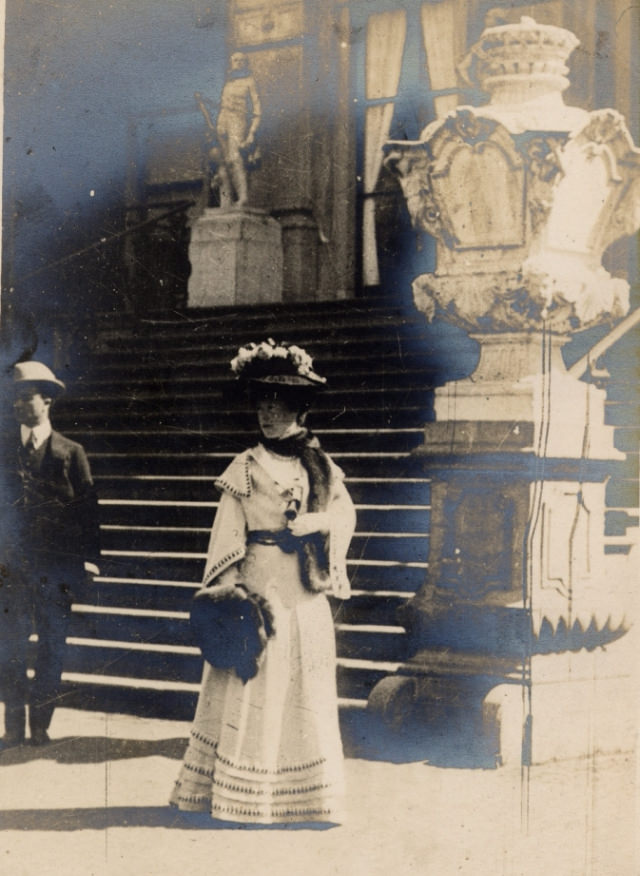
0,361,100,748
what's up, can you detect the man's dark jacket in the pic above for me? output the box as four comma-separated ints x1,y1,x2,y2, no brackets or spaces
1,427,100,598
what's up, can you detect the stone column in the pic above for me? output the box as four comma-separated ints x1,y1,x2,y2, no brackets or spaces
370,17,640,765
272,208,318,302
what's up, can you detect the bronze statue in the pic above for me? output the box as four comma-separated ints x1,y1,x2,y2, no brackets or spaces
195,52,262,208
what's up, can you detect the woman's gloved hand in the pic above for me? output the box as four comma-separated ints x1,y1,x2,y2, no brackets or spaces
287,512,330,537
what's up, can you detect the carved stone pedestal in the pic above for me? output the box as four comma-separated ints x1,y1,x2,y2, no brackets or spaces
187,208,283,308
366,333,631,766
368,410,632,766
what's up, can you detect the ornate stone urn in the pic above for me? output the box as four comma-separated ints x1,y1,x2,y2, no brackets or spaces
372,18,640,765
386,17,638,339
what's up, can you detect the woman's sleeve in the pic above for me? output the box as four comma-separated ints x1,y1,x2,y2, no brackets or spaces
201,490,247,592
327,477,356,600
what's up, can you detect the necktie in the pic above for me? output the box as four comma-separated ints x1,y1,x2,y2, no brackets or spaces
26,431,37,452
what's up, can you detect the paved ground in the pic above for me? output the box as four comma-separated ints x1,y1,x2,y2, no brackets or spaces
0,707,636,876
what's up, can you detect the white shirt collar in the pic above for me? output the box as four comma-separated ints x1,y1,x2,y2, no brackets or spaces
21,421,52,449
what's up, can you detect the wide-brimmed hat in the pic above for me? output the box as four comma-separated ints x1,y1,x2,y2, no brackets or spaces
230,339,326,389
12,361,66,397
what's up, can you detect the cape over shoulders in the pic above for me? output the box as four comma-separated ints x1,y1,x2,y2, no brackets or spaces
214,448,255,498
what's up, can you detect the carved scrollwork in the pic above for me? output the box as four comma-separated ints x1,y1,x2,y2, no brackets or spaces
447,109,496,145
412,270,549,333
384,144,459,247
579,108,628,145
388,112,526,250
520,134,566,235
523,135,565,184
411,266,624,335
528,197,553,236
414,192,457,247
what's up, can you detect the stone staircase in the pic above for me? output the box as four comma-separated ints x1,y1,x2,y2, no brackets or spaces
51,298,475,719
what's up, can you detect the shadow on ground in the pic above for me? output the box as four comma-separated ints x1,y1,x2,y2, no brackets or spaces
0,806,337,831
341,709,499,769
0,710,498,770
0,736,188,766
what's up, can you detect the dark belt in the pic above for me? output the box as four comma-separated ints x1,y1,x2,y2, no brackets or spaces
247,529,330,594
246,528,303,554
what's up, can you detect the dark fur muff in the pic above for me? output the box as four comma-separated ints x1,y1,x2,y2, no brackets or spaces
190,586,276,683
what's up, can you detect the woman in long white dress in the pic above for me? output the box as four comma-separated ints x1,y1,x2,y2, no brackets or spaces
170,340,356,824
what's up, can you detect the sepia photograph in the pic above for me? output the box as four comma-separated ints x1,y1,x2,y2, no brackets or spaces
0,1,638,873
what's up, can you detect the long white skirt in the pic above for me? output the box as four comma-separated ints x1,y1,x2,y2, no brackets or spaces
170,544,345,824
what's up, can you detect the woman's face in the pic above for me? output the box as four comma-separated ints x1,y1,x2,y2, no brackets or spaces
256,395,300,440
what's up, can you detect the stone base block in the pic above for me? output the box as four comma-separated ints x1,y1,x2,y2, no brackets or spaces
367,633,637,767
482,685,530,767
366,675,418,733
367,667,506,767
187,208,283,308
483,636,638,766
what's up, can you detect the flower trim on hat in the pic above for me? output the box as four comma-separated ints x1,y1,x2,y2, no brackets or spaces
230,338,326,384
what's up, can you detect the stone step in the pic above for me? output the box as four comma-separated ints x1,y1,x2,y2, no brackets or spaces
95,322,430,357
91,451,423,480
57,657,393,717
96,500,431,533
95,556,427,592
94,306,428,348
54,384,433,414
99,526,429,564
54,404,432,431
76,367,439,397
94,568,420,598
58,655,399,712
66,606,406,664
86,577,411,624
83,354,440,387
93,473,432,504
89,329,474,380
77,428,425,457
95,296,415,332
85,342,470,385
87,337,440,375
58,672,201,721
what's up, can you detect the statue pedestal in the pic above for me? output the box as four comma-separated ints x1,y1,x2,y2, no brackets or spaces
367,333,635,766
187,208,283,308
